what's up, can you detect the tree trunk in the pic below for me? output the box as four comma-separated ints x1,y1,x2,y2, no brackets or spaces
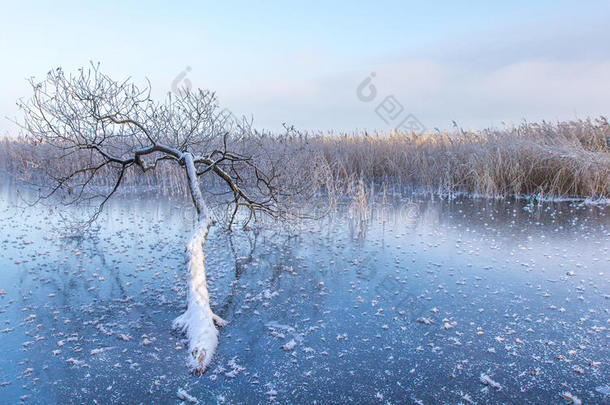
172,152,226,372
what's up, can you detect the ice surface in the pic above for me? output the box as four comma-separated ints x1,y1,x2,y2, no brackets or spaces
0,184,608,403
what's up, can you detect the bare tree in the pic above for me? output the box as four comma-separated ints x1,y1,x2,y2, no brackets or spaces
17,64,321,373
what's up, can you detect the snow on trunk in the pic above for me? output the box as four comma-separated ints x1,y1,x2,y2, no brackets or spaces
172,152,226,373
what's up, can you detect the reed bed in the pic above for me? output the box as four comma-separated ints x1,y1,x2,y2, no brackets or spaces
1,117,609,201
312,117,610,200
0,136,192,197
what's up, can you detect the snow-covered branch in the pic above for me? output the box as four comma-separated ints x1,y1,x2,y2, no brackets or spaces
16,63,320,374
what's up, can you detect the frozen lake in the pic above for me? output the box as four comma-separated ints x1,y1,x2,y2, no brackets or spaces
0,183,608,404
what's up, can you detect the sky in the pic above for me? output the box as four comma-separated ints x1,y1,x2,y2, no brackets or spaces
1,0,609,134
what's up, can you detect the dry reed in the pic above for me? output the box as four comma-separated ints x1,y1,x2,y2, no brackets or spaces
1,117,608,201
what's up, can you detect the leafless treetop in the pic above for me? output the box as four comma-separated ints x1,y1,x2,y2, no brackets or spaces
17,63,324,228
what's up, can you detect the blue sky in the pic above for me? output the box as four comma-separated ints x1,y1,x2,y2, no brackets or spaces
2,0,609,133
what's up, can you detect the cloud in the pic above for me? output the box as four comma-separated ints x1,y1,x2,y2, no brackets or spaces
216,58,610,132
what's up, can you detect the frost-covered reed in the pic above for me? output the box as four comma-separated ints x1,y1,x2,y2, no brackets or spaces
2,117,609,201
313,117,610,200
